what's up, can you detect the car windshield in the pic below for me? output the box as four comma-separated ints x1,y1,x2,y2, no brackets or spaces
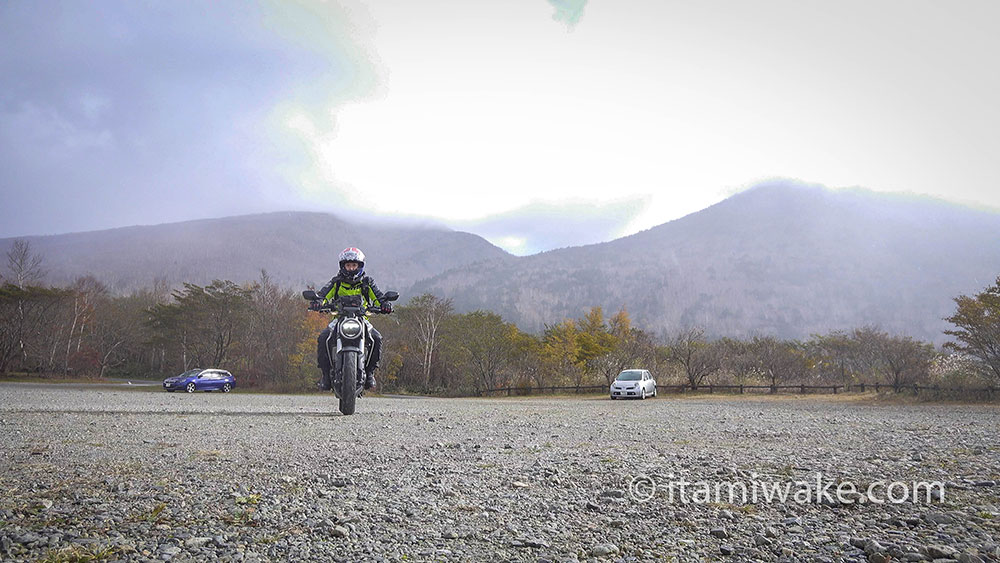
616,371,643,381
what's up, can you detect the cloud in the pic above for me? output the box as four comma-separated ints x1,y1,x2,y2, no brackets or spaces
453,196,650,255
0,1,379,237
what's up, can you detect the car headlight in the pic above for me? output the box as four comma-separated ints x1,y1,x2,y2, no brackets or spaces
339,318,363,339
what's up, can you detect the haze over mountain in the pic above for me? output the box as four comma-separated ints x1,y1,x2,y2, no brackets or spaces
3,183,998,343
411,183,1000,344
0,212,511,294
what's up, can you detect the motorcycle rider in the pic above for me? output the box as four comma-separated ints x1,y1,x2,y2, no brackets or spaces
314,247,392,391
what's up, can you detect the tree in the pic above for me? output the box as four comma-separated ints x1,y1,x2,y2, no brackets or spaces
243,271,307,386
806,330,855,384
717,337,758,383
575,307,615,369
146,280,252,371
86,294,143,378
746,336,809,391
541,320,583,388
5,239,46,288
591,308,656,384
398,293,453,391
63,276,108,374
511,331,544,388
2,240,48,370
452,310,518,393
0,284,70,373
945,276,1000,381
875,333,935,391
287,312,332,390
666,327,722,390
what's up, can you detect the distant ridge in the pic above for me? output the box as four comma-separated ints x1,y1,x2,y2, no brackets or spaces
0,211,513,293
4,183,999,343
411,182,1000,343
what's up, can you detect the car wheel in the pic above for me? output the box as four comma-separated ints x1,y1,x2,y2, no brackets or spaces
639,388,646,400
222,383,232,393
185,382,196,393
652,386,657,397
610,395,616,400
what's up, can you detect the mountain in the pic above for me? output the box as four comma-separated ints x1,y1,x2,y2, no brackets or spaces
0,212,513,293
4,184,999,343
410,183,1000,343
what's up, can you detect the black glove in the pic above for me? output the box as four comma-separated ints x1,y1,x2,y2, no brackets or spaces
380,303,393,314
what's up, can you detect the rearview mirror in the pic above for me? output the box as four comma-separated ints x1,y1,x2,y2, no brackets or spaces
383,291,399,302
302,290,319,301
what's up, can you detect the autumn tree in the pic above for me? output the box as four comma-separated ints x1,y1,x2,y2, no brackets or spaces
945,275,1000,381
875,332,935,391
575,307,616,375
746,336,809,391
591,308,656,384
541,320,583,388
510,330,543,389
805,330,853,383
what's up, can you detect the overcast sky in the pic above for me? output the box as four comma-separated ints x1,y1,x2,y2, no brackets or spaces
2,1,998,254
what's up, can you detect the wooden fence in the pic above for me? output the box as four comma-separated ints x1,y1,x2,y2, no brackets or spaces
478,383,999,399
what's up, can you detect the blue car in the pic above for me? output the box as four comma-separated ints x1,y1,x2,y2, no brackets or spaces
163,368,236,393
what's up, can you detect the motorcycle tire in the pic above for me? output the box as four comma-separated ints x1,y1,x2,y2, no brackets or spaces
339,350,358,416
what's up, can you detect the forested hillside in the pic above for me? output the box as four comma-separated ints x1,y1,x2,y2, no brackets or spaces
4,184,1000,344
413,184,1000,343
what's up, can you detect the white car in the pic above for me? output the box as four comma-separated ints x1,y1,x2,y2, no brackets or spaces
610,369,656,400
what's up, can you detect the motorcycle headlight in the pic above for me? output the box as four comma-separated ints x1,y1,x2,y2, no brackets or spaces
339,318,363,339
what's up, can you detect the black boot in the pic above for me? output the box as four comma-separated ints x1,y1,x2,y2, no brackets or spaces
364,367,377,390
317,329,333,391
318,371,331,391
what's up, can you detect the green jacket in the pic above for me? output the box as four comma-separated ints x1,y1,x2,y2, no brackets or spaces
319,275,385,310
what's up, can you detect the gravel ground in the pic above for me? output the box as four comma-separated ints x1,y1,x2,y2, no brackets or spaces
1,384,998,562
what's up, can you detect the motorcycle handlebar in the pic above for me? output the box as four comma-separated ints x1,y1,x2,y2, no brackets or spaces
307,302,390,315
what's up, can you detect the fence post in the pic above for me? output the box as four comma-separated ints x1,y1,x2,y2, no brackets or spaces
832,385,838,394
800,384,805,394
507,387,512,397
739,384,744,394
709,384,713,394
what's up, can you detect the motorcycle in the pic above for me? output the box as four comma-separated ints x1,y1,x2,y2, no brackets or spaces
302,289,399,415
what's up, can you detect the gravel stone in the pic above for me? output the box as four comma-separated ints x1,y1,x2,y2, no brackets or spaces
2,384,998,562
591,543,619,557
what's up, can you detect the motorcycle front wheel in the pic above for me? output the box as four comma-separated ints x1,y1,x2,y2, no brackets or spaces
339,350,358,415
